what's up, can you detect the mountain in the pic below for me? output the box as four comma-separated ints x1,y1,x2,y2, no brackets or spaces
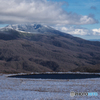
0,24,72,40
0,24,100,73
5,24,55,33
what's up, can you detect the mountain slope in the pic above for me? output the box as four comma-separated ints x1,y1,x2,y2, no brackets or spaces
0,24,100,73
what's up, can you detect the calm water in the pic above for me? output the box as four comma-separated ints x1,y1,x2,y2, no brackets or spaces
9,73,100,79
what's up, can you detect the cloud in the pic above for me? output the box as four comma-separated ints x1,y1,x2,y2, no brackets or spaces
92,28,100,34
0,0,98,25
90,6,97,10
53,25,100,36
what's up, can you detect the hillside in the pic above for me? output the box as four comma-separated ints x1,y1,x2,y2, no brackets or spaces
0,24,100,73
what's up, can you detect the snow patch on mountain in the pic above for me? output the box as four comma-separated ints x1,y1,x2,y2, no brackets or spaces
0,27,11,31
5,24,54,33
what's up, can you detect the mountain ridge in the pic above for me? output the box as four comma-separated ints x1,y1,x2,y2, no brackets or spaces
0,24,100,73
4,24,56,34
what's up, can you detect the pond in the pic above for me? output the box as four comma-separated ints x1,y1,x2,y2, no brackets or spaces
8,73,100,79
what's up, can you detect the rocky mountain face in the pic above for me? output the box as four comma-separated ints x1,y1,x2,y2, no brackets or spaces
0,24,100,73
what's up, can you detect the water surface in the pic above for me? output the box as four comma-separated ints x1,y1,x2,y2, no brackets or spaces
9,73,100,79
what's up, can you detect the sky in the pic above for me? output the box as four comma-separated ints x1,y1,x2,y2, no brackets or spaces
0,0,100,39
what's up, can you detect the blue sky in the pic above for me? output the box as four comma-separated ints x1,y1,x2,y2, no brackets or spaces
69,0,100,29
0,0,100,39
48,0,100,39
49,0,100,29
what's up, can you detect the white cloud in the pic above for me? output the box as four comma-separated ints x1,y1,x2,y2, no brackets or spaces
92,28,100,33
0,0,98,25
53,25,100,36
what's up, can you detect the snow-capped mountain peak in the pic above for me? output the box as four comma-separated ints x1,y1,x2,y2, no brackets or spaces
5,24,54,33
